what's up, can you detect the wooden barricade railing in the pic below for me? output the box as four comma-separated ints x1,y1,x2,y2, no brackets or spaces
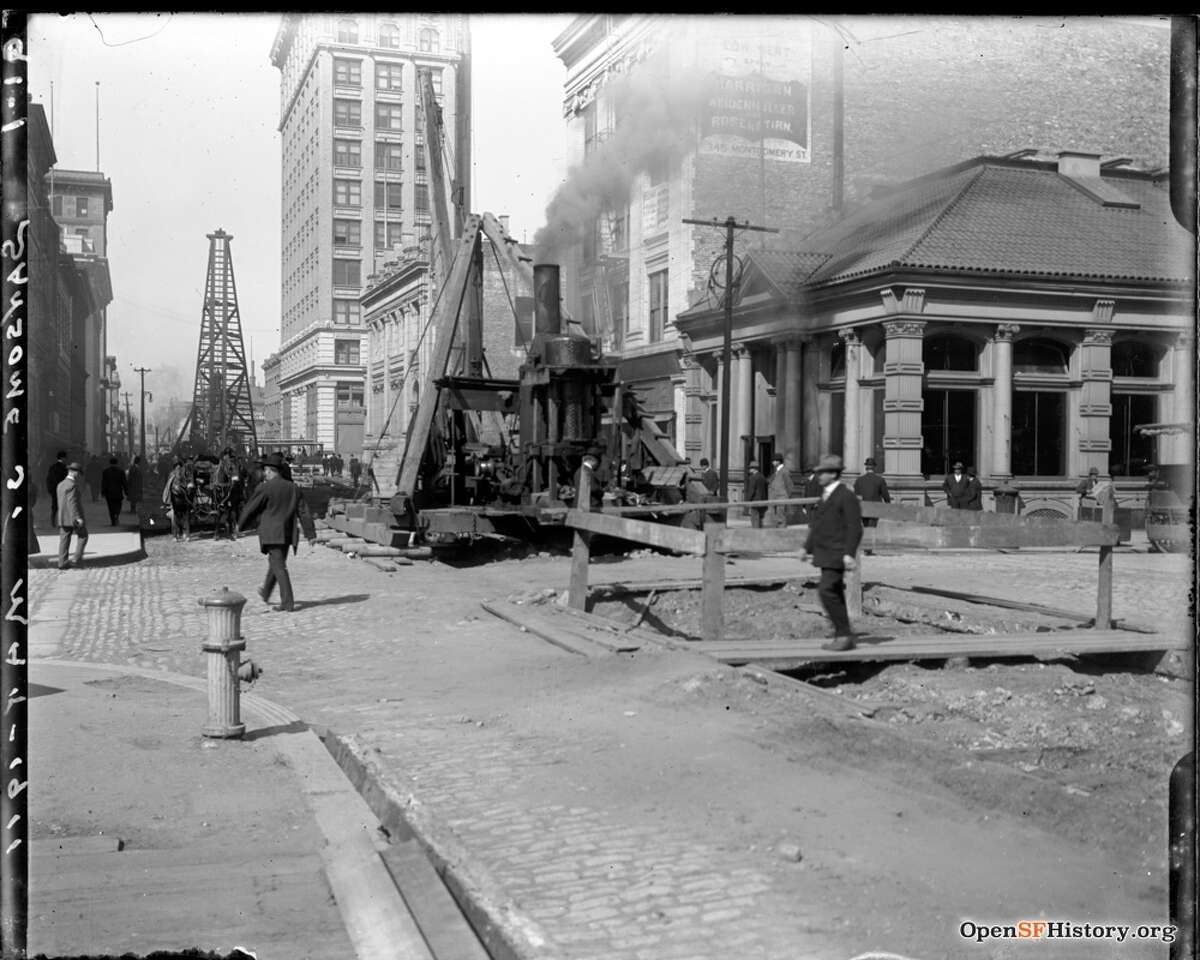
565,496,1121,644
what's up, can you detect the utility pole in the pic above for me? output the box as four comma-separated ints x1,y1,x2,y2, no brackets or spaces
133,366,152,460
682,216,778,502
122,391,134,458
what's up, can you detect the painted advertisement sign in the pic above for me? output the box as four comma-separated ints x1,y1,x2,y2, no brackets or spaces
695,19,813,164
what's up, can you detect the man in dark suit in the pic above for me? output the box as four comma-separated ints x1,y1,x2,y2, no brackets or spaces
237,452,316,613
964,466,984,511
800,454,863,651
698,458,719,495
943,460,971,509
100,457,128,526
743,460,769,527
46,451,69,526
853,457,890,529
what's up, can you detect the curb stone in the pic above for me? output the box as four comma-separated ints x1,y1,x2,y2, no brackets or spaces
323,731,557,960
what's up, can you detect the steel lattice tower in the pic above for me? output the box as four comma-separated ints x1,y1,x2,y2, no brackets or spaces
178,229,257,456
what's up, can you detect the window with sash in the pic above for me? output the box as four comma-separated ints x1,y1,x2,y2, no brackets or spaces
335,339,361,365
332,260,361,287
333,219,361,246
334,58,361,86
647,269,669,344
374,181,403,211
334,98,362,126
333,139,361,168
374,142,403,171
336,18,358,43
333,299,361,326
375,102,402,130
333,179,361,207
378,22,400,48
376,62,403,92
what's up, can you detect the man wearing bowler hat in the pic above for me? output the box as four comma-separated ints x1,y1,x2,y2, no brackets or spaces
943,460,971,509
56,461,88,570
853,456,890,529
799,454,863,650
237,451,316,613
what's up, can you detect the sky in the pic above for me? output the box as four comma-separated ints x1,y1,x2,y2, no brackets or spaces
27,12,574,420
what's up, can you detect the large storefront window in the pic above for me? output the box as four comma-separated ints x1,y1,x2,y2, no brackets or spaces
921,389,976,476
1109,393,1158,477
1011,391,1065,476
829,391,844,463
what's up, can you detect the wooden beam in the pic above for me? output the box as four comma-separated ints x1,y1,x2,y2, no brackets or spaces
481,600,641,656
895,584,1156,633
1097,499,1114,628
859,519,1120,549
701,523,726,643
568,468,592,610
713,526,809,554
603,497,819,516
689,628,1180,665
564,509,707,555
860,500,1117,542
396,217,482,500
590,575,800,595
845,548,863,620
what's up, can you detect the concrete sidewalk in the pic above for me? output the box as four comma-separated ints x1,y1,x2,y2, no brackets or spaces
30,523,146,569
28,660,430,960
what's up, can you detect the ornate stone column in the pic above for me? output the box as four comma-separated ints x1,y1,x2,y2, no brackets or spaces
1078,328,1114,476
1171,330,1194,464
882,320,926,479
734,346,753,471
841,330,861,471
782,337,805,467
991,323,1019,479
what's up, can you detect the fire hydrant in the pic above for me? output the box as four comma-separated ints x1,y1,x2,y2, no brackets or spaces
199,586,248,739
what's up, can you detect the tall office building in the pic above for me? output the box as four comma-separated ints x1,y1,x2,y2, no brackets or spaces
270,13,470,455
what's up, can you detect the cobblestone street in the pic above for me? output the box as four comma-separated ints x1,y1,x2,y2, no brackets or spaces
29,534,1190,959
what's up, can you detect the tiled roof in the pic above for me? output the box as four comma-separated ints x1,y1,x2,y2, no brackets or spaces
801,160,1194,286
744,249,830,300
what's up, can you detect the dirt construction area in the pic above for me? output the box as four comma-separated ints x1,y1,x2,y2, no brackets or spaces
576,571,1192,893
32,534,1194,960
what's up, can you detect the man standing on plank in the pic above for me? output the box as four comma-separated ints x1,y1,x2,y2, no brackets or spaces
799,454,863,651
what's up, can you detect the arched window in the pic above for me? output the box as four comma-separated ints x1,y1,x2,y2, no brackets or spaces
418,27,439,53
379,22,400,48
1111,340,1164,378
336,18,358,44
924,334,978,371
1013,337,1069,375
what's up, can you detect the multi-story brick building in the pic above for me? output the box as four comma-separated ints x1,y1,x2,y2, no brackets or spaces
270,13,470,458
27,102,114,470
47,166,114,457
550,15,1173,477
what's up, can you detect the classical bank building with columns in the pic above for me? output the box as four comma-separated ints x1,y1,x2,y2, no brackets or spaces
675,152,1195,521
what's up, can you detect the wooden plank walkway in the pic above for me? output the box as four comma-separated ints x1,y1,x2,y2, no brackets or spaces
689,628,1183,666
482,600,644,655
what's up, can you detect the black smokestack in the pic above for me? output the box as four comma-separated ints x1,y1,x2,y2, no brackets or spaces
533,264,561,336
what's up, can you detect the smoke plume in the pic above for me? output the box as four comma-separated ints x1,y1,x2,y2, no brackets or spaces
534,55,709,264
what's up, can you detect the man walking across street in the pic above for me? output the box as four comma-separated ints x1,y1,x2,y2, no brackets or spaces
238,452,316,613
56,461,88,570
854,457,891,529
768,452,793,527
743,460,769,528
799,454,863,651
46,450,68,527
943,460,971,509
100,457,128,527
